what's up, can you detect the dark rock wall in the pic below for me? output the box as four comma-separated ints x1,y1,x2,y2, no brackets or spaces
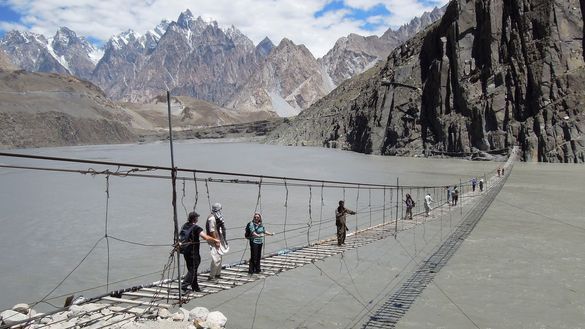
270,0,584,163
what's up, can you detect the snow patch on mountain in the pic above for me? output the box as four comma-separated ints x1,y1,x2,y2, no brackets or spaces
269,91,300,117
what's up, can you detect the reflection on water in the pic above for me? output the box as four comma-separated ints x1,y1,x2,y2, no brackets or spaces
0,141,496,311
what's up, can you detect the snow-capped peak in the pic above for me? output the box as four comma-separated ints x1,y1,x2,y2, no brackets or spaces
54,27,76,45
149,19,170,40
177,9,194,28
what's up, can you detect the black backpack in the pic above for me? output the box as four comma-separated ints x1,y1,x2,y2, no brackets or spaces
178,223,196,254
244,221,254,238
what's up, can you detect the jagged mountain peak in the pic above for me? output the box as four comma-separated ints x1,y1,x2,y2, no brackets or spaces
256,37,274,57
177,9,195,26
149,19,171,40
55,26,76,38
1,30,47,45
177,9,211,30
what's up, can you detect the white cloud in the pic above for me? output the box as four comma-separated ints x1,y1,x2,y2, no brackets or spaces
344,0,386,10
0,21,28,32
0,0,448,58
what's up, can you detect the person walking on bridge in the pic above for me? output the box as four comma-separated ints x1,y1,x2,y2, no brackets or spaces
404,194,415,220
336,200,356,246
180,212,219,292
246,212,274,274
452,186,459,206
207,203,227,280
424,193,434,216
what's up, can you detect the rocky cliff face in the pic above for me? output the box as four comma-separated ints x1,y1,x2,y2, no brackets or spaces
270,0,585,163
320,6,445,86
226,38,334,117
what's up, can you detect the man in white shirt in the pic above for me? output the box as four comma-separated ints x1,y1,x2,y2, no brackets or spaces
206,202,226,280
424,193,434,216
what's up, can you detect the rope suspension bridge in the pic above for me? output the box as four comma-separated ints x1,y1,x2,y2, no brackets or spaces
0,145,516,329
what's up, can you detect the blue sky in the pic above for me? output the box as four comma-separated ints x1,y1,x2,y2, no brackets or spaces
0,0,449,57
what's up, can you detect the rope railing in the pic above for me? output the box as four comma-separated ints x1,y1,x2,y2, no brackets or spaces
0,152,484,189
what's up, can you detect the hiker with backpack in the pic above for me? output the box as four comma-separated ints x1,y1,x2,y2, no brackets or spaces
206,203,228,280
246,212,274,274
335,200,356,246
178,212,219,292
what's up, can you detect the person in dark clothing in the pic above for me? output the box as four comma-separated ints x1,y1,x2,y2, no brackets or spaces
247,212,273,274
335,200,356,246
404,194,415,220
180,212,218,292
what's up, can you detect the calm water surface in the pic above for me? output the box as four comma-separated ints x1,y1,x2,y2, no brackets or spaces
0,140,496,311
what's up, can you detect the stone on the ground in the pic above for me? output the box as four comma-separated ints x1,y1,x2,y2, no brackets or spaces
189,307,209,322
157,308,172,319
205,311,227,328
68,305,86,317
12,303,30,314
1,309,29,325
171,311,184,321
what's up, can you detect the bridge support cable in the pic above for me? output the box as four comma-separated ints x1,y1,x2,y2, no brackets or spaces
192,171,199,212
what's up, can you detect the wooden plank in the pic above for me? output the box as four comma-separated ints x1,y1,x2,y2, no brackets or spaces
122,291,181,300
199,273,255,282
262,259,304,267
271,255,314,263
101,296,171,309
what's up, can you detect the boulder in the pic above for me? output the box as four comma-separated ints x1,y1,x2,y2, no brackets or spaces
11,303,30,315
189,307,209,322
205,311,227,328
1,309,28,326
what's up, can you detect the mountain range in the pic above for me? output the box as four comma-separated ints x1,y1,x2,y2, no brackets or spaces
0,8,445,117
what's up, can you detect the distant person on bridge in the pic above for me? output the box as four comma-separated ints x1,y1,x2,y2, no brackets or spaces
206,203,228,280
336,200,356,246
246,212,274,274
471,177,477,192
180,212,219,292
424,193,434,216
404,194,415,220
452,186,459,206
479,179,484,192
446,186,453,205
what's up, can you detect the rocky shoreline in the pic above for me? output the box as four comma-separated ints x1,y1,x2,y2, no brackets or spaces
0,302,228,329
